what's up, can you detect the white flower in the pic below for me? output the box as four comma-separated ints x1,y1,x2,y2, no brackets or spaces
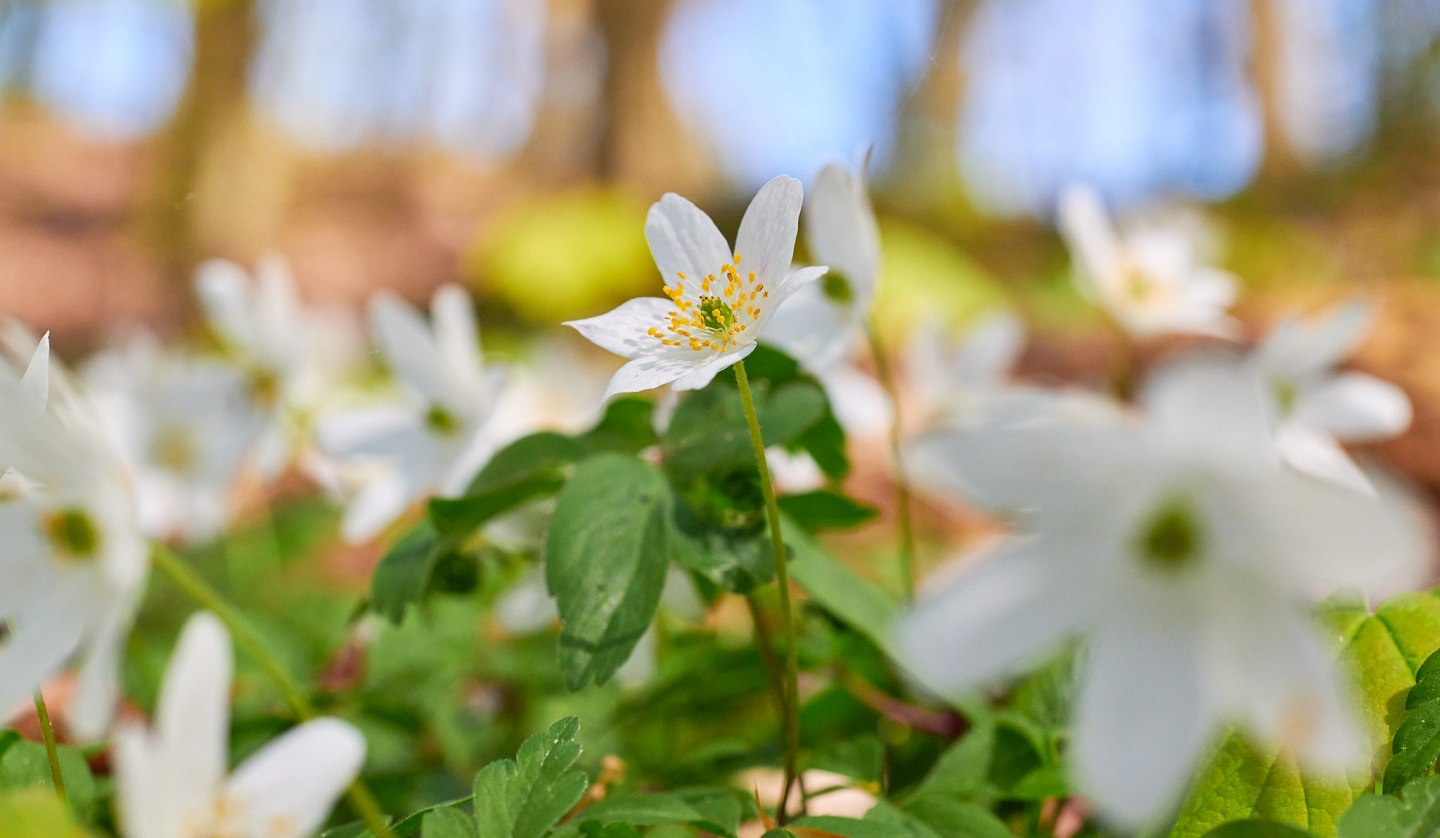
0,332,147,739
897,358,1426,828
115,612,365,838
1058,184,1238,338
317,284,505,543
196,255,363,476
1250,301,1411,494
566,175,826,400
81,339,268,543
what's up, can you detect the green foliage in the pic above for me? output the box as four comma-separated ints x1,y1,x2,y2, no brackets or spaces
0,730,98,822
0,789,87,838
423,806,478,838
1203,821,1320,837
1385,647,1440,792
1337,776,1440,837
546,454,670,689
781,516,899,657
370,398,656,623
1172,590,1440,838
561,789,744,837
460,716,590,838
776,491,878,532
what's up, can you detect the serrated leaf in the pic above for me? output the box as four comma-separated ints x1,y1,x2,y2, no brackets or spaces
1203,821,1319,837
423,806,478,838
1173,590,1440,838
576,791,705,826
777,491,877,532
1337,775,1440,837
473,716,590,838
546,453,671,689
1386,647,1440,791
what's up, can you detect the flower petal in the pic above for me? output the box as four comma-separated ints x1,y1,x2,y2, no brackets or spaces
227,717,366,838
603,349,725,400
645,193,733,287
565,297,676,360
804,163,880,301
431,284,485,402
1142,357,1274,468
1296,372,1411,441
1058,183,1122,297
735,175,804,287
671,342,757,391
19,332,49,407
1275,423,1373,495
154,613,231,804
1072,612,1219,830
894,539,1090,692
1258,301,1373,380
369,291,447,405
195,259,260,353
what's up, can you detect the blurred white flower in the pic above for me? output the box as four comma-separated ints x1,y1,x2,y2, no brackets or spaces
1058,184,1238,338
317,284,505,544
566,175,826,400
0,331,147,739
196,255,363,476
1251,301,1411,494
898,358,1426,829
115,612,364,838
768,162,890,435
82,339,267,544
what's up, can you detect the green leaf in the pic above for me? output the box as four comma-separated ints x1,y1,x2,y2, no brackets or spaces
1386,648,1440,791
1173,590,1440,838
546,453,672,689
858,800,945,837
1338,775,1440,837
0,730,97,821
781,515,900,657
1204,821,1320,837
371,520,448,623
577,792,705,826
903,711,996,809
423,807,479,838
669,497,774,594
777,491,877,532
576,397,657,454
473,716,590,838
0,789,86,838
788,815,898,837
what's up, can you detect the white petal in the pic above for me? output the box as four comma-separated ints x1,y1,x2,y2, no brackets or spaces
68,596,134,742
1258,301,1373,380
0,594,88,729
565,297,676,360
114,727,174,838
369,292,447,405
765,281,860,373
156,614,232,805
195,259,260,353
1275,423,1373,495
820,364,891,436
1057,184,1123,297
431,284,485,401
495,564,559,635
253,254,300,363
735,175,804,288
1296,373,1411,441
671,343,757,391
340,474,415,544
19,332,49,407
804,163,880,301
603,349,726,401
645,193,733,288
227,717,366,838
1142,357,1274,468
1072,613,1219,830
895,540,1091,692
956,311,1025,386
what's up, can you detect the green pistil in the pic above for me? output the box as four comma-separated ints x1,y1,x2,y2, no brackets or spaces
426,404,459,434
152,424,199,472
821,271,854,304
43,508,101,561
1273,377,1299,415
1135,497,1202,571
699,295,737,333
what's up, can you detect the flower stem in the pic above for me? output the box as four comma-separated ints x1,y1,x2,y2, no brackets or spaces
33,690,66,806
733,360,802,824
865,321,917,598
151,545,393,838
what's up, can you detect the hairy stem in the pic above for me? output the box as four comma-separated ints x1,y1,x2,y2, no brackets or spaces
34,690,66,806
152,545,392,838
734,360,802,824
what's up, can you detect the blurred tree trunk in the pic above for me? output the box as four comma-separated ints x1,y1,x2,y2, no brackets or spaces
1249,0,1299,182
138,0,257,282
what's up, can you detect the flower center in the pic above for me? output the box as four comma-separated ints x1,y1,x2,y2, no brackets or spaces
647,252,768,353
821,270,854,304
1272,376,1299,415
42,507,101,562
1134,497,1202,571
426,404,459,435
152,423,199,473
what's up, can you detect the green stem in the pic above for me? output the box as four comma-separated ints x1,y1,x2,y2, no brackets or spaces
734,360,802,825
33,691,66,806
151,546,393,838
865,322,917,598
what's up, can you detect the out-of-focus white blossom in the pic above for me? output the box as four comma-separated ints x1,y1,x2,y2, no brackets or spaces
115,612,364,838
317,284,505,544
898,357,1426,829
1251,300,1411,494
567,175,826,400
1059,185,1238,338
0,330,147,739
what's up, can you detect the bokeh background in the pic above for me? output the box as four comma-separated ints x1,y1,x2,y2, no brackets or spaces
3,0,1440,494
